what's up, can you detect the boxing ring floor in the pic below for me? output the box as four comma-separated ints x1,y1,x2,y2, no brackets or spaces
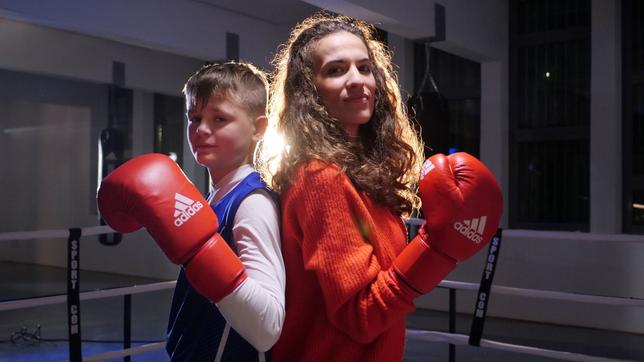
1,261,643,362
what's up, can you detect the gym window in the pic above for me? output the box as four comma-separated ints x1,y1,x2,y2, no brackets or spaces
623,0,644,233
509,0,590,230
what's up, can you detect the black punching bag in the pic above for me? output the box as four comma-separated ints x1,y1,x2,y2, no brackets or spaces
408,42,450,158
97,127,124,246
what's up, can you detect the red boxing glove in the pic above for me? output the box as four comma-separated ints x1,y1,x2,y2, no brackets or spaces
97,153,246,302
419,152,503,261
393,152,503,294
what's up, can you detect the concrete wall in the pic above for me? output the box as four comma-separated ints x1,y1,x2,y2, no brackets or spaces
0,0,289,69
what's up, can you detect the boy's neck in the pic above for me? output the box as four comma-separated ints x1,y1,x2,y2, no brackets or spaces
208,163,254,202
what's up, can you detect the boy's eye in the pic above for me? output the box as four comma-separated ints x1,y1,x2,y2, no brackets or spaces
214,117,227,123
188,116,200,124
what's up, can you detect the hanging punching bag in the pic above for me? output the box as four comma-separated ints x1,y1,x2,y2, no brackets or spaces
407,3,452,158
408,41,451,158
97,86,127,246
97,127,124,246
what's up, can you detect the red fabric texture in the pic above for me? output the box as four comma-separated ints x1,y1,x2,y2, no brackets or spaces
272,160,420,362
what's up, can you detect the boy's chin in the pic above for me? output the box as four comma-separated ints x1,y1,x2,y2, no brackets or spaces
195,154,216,167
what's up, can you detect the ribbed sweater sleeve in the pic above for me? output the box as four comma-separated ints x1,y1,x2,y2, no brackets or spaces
282,161,419,344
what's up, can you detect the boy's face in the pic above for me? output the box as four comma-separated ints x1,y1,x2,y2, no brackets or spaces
186,92,260,183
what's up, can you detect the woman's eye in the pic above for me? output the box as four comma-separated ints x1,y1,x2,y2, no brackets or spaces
359,64,372,73
328,67,344,75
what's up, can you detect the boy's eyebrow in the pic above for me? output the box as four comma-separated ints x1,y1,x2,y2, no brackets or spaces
187,104,223,115
207,105,224,113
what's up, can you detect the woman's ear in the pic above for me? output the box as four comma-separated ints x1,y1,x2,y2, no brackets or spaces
253,115,268,142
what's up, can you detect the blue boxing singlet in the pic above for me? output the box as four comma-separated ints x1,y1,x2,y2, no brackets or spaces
166,171,276,362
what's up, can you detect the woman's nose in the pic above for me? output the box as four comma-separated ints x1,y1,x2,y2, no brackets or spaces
346,66,365,88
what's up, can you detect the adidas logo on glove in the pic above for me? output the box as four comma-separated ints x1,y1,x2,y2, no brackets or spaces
420,160,435,179
174,193,204,227
454,216,486,244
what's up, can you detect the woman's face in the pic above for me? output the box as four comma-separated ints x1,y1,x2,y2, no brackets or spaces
311,31,376,137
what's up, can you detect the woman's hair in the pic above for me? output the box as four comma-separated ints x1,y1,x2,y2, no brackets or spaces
256,12,424,216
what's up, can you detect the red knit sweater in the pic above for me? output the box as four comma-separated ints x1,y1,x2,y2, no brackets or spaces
272,160,421,362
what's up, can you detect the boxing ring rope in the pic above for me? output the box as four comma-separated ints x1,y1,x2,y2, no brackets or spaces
1,225,643,362
439,280,644,307
405,330,636,362
0,281,176,312
4,279,640,313
0,225,112,242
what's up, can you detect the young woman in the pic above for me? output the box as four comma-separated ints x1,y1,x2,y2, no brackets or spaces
257,13,503,362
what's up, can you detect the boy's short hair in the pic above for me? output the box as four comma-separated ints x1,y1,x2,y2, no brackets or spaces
183,61,268,119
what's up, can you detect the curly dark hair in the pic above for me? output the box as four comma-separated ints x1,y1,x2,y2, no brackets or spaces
256,12,424,216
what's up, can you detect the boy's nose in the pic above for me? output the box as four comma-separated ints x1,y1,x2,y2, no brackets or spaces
196,122,213,136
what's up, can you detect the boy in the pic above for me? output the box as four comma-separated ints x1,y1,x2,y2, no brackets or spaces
166,62,284,361
97,62,284,362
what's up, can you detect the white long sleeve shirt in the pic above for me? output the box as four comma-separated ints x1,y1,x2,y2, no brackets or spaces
208,164,285,352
